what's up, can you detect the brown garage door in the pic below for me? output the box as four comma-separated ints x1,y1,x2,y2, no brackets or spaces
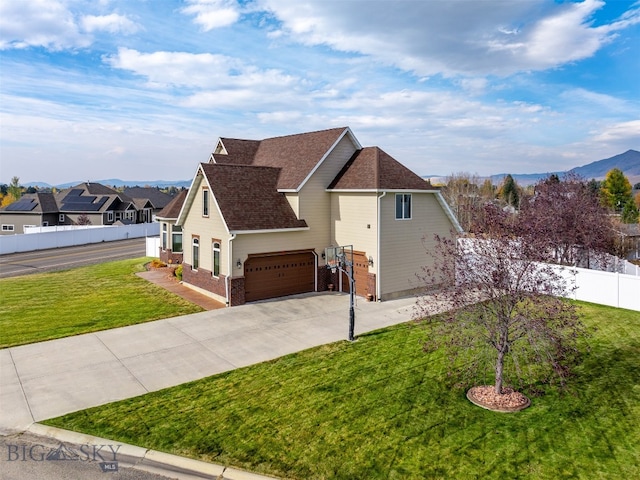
341,251,370,297
244,251,315,302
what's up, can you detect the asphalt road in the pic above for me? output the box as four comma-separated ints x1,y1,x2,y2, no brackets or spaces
0,239,147,278
0,432,173,480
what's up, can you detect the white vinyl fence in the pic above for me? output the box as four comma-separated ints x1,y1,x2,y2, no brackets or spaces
0,223,160,255
146,236,161,257
562,266,640,311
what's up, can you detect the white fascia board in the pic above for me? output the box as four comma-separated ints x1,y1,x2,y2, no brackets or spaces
230,227,310,235
176,164,231,235
277,189,298,193
175,164,204,225
434,190,464,233
295,127,361,193
327,189,441,194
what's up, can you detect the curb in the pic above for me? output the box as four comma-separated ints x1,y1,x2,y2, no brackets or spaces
27,423,278,480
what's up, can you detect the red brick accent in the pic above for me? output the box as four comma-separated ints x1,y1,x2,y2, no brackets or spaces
367,273,377,301
183,264,227,298
229,277,245,306
159,248,183,265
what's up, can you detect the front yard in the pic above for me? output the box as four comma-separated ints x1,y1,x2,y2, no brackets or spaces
44,302,640,479
0,258,203,348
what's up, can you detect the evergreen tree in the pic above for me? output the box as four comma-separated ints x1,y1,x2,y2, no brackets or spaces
500,174,519,208
600,168,632,212
621,201,639,224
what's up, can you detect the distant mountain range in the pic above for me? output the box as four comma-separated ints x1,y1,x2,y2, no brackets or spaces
22,149,640,189
24,178,192,189
490,149,640,186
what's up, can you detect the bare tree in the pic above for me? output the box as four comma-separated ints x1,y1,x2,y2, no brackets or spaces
416,204,587,399
77,213,92,226
441,173,497,232
518,174,616,267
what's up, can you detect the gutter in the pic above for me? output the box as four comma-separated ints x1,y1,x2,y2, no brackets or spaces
312,250,318,292
225,233,236,306
376,191,386,301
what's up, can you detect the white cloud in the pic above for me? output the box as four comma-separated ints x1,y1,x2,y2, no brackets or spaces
81,14,140,34
181,0,241,31
259,0,640,77
593,120,640,143
0,0,141,50
0,0,89,50
104,48,299,107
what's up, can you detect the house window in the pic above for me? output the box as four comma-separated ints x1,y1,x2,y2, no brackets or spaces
395,193,412,220
162,224,168,250
2,224,14,232
107,211,114,222
212,241,221,277
59,214,65,223
172,226,183,253
192,237,200,270
42,221,49,227
202,189,209,217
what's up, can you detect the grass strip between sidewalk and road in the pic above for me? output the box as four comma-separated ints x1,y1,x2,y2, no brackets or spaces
44,302,639,479
0,258,203,348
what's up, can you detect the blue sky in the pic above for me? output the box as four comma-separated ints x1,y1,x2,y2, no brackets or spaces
1,0,639,185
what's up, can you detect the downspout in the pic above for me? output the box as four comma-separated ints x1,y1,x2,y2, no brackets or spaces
312,250,318,291
376,191,386,301
226,233,236,307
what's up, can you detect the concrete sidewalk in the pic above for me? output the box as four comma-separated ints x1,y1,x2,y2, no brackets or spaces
1,292,420,434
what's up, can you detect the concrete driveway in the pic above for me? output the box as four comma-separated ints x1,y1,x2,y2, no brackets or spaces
1,292,423,435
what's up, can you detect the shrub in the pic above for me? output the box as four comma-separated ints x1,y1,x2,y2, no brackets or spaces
175,264,183,281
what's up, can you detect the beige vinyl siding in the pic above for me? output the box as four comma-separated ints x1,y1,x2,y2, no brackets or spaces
285,193,299,217
182,175,231,276
232,230,314,268
296,134,358,256
379,192,456,299
331,192,378,262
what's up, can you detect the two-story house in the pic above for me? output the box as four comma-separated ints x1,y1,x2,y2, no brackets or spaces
172,127,462,306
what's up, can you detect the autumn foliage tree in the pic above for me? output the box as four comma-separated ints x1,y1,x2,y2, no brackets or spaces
517,173,616,267
415,174,616,401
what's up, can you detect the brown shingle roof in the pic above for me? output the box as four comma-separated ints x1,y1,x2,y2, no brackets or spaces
201,163,308,231
328,147,433,190
157,189,188,219
212,139,260,165
210,127,349,190
124,187,173,209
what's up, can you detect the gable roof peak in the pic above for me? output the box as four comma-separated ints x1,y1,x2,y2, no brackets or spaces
328,146,433,191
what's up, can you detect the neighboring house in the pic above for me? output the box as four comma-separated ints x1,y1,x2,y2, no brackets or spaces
124,187,174,223
156,189,187,264
54,182,141,226
177,126,462,306
0,192,58,234
618,223,640,261
0,182,166,234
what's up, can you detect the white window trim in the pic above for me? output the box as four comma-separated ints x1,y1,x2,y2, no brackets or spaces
192,237,200,270
202,189,209,217
395,193,412,220
2,224,15,231
212,241,221,278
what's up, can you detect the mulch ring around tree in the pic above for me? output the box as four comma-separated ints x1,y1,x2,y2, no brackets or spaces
467,386,531,413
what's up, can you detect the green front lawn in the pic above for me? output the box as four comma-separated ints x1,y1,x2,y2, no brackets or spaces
44,303,640,479
0,258,203,348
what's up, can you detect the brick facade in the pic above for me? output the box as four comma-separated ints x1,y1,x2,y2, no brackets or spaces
182,264,227,299
229,277,245,306
159,248,183,265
